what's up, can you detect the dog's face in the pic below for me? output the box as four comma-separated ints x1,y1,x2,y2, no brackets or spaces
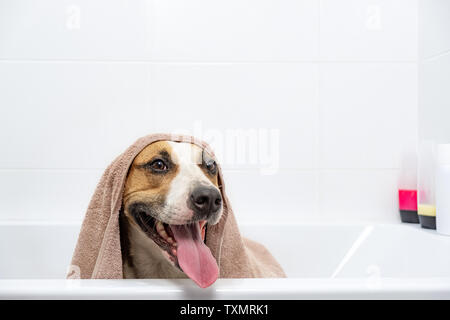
122,140,223,279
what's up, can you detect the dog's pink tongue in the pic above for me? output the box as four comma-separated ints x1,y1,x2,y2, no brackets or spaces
169,224,219,288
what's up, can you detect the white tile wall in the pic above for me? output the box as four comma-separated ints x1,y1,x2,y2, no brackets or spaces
0,170,103,221
319,63,417,169
0,62,152,169
419,54,450,142
320,0,418,61
318,169,399,223
148,63,318,170
418,0,450,143
149,0,319,61
418,0,450,59
0,0,418,223
0,0,148,60
223,170,317,224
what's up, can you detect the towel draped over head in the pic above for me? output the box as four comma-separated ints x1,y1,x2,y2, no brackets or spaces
69,133,285,280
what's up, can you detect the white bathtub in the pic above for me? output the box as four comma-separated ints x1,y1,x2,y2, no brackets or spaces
1,222,450,299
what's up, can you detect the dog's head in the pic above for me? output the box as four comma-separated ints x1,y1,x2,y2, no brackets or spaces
122,140,223,287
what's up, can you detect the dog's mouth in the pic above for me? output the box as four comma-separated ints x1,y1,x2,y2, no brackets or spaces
133,211,219,288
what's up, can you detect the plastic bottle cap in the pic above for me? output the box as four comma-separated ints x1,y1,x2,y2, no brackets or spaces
436,144,450,166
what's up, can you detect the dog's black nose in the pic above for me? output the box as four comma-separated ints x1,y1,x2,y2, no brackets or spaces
190,186,222,217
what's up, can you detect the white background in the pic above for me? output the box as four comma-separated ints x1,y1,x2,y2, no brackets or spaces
0,0,420,224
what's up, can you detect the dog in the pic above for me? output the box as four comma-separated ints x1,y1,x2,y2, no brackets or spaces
119,140,223,287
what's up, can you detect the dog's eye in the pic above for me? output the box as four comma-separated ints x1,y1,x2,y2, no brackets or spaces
205,160,217,174
148,159,168,172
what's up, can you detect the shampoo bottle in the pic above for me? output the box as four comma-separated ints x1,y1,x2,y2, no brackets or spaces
398,151,419,223
418,141,437,229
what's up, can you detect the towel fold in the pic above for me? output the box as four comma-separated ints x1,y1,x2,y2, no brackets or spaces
69,133,286,280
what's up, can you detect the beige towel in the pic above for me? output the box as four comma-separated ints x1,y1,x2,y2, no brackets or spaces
69,133,285,280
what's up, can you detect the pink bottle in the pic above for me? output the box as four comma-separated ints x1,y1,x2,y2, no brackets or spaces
398,151,419,223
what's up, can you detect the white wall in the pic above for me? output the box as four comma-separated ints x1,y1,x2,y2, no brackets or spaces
419,0,450,143
0,0,418,224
